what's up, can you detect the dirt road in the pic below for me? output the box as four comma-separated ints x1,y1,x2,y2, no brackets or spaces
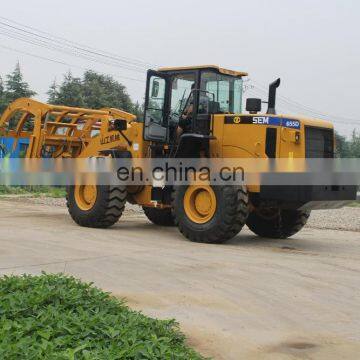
0,199,359,359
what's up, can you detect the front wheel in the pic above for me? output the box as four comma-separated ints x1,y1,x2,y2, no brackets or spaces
172,185,249,244
67,185,127,228
246,208,311,239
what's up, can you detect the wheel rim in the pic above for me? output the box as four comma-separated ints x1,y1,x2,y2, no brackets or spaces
184,185,217,224
74,185,97,211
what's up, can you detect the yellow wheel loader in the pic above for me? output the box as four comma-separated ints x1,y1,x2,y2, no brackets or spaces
0,65,357,243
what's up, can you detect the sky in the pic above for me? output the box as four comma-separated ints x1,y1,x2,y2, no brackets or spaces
0,0,359,136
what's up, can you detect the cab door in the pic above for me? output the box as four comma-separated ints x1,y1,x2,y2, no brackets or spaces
143,70,171,143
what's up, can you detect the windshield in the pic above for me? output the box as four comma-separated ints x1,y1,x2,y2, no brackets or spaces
200,71,243,113
170,73,196,119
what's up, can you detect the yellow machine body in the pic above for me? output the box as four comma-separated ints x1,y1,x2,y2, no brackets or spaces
0,96,335,205
0,65,356,244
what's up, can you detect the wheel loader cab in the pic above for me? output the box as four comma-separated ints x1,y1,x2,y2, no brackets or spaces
143,66,247,150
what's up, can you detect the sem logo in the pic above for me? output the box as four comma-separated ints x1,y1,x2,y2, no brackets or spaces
233,117,241,124
253,117,269,125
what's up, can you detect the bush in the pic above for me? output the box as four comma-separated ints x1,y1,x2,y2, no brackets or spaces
0,274,205,359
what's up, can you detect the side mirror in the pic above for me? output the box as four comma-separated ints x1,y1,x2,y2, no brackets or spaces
113,119,127,131
246,98,262,113
151,80,160,98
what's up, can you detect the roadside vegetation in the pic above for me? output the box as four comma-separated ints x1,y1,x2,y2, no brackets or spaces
0,186,66,198
335,132,360,158
0,273,204,360
0,63,143,118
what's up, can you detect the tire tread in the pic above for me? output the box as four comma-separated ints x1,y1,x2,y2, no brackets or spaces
66,185,126,229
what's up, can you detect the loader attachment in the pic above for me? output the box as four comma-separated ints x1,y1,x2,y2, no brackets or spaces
0,98,136,158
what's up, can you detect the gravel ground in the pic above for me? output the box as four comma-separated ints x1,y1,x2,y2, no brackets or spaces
1,195,359,232
307,207,360,232
1,199,360,359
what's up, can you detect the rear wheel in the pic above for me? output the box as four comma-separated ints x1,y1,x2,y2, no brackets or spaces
143,207,175,226
67,185,127,228
246,208,311,239
172,185,249,244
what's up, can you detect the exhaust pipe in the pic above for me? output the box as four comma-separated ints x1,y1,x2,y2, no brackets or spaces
267,78,281,115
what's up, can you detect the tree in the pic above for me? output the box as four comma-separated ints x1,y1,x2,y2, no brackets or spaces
0,63,36,114
47,70,136,114
0,76,4,96
82,71,134,112
5,63,36,103
132,101,144,120
335,131,350,158
47,79,59,105
0,76,6,114
49,71,85,108
348,130,360,158
335,130,360,158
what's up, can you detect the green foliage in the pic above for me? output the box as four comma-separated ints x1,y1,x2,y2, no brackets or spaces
0,63,37,113
82,71,133,111
50,72,86,108
348,130,360,158
349,201,360,207
335,130,360,158
0,186,66,198
1,63,143,121
5,63,37,102
47,80,59,105
132,101,144,121
48,71,139,115
0,273,204,360
0,76,5,112
0,186,30,195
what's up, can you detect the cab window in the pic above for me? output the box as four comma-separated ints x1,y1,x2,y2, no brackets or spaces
200,72,243,113
170,73,196,118
147,76,166,124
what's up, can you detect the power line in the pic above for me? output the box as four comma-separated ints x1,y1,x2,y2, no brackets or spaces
0,15,155,74
0,28,148,74
245,87,359,126
0,24,146,72
0,16,155,70
249,79,359,123
0,43,145,83
0,15,357,126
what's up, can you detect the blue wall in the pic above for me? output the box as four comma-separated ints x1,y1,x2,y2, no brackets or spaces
0,138,30,158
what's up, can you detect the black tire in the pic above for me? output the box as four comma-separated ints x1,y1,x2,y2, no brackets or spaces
172,185,249,244
66,185,126,228
246,208,311,239
143,207,175,226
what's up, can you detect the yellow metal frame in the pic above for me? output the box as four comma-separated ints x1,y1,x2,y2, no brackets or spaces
158,65,248,77
0,97,156,207
0,98,139,159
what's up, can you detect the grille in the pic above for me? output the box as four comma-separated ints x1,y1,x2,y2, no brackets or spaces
305,126,334,158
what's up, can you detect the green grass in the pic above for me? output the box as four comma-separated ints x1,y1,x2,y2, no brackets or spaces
349,201,360,207
0,186,66,198
0,273,205,360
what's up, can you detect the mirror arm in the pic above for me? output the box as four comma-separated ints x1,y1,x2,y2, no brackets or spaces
119,130,132,147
